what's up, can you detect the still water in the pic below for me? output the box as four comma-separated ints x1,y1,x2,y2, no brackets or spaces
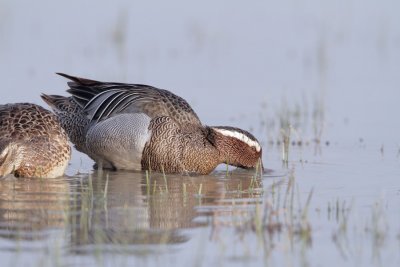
1,0,400,266
0,144,399,267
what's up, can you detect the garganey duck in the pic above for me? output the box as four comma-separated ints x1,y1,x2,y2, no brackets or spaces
42,73,262,174
0,103,71,178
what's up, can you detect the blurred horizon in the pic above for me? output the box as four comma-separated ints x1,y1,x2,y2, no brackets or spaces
0,0,399,145
0,2,400,266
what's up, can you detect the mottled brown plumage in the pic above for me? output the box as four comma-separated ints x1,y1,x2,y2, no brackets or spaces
141,116,221,174
42,73,262,174
0,103,71,178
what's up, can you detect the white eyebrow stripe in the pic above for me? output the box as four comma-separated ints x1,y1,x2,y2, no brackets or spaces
214,128,261,152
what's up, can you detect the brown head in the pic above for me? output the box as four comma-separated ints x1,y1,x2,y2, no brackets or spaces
208,126,263,170
0,139,24,178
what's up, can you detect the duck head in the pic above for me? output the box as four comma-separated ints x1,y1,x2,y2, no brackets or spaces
208,126,263,171
0,139,24,178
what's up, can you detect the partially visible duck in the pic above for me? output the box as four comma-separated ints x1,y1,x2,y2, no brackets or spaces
0,103,71,178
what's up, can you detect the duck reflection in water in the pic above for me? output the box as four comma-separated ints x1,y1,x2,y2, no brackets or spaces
0,169,262,250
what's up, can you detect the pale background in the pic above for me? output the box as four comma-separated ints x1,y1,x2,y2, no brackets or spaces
1,0,399,148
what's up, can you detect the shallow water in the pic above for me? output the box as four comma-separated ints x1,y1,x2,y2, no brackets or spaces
0,144,399,267
1,0,400,266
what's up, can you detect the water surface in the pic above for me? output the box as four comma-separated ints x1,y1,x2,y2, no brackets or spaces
1,0,400,266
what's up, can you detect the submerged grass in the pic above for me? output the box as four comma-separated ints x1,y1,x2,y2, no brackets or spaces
261,94,328,167
209,168,314,256
208,165,398,266
2,165,399,267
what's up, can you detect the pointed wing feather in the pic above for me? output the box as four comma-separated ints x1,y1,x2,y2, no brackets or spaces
58,73,202,126
96,91,127,121
103,91,150,119
85,90,124,122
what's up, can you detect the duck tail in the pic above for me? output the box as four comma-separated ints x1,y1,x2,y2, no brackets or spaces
40,94,70,112
56,72,100,86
